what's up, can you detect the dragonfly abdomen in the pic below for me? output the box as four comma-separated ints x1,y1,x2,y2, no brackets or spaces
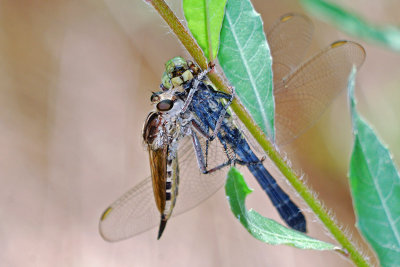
247,163,306,232
224,124,307,232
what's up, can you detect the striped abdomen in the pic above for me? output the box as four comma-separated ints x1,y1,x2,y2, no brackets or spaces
143,112,180,239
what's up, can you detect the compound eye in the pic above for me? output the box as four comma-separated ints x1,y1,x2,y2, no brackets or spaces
156,99,174,111
161,72,172,90
165,57,189,79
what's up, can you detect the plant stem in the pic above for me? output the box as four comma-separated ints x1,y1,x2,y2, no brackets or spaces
146,0,370,266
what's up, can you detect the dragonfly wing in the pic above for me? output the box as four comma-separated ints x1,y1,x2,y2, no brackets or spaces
275,41,366,145
99,136,228,241
99,176,160,242
267,13,314,86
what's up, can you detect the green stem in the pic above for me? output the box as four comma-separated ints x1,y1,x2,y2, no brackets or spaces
146,0,370,266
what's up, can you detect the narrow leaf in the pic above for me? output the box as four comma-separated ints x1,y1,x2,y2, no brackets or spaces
225,167,338,250
183,0,227,61
218,0,274,140
348,68,400,266
300,0,400,52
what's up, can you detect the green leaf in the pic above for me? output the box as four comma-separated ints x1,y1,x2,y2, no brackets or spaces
300,0,400,52
225,167,338,250
183,0,227,61
218,0,274,140
348,68,400,266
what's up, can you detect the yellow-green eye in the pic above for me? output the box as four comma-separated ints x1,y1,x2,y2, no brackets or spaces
165,57,188,77
163,57,196,89
161,71,172,90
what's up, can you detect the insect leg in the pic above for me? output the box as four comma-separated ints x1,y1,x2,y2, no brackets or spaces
191,130,233,174
180,65,214,114
190,118,237,174
191,125,259,175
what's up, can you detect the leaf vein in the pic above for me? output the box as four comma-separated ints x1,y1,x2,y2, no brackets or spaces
224,11,269,131
358,131,400,248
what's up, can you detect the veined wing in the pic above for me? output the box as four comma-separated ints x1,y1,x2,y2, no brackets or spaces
99,135,228,242
266,13,366,145
267,13,314,85
274,40,366,145
234,13,313,151
99,174,159,242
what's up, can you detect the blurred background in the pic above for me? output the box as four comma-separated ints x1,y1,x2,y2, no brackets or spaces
1,0,399,266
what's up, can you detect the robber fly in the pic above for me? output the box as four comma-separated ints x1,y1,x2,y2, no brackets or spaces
139,65,226,238
99,13,365,241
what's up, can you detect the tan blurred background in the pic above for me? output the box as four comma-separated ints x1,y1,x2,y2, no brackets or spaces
1,0,399,266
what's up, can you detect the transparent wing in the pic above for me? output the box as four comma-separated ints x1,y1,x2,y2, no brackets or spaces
228,13,313,154
99,135,228,242
99,175,159,241
275,41,366,145
175,134,231,209
267,13,314,86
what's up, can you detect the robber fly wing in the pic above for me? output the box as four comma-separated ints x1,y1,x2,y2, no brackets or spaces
275,41,366,145
267,13,314,86
99,136,228,242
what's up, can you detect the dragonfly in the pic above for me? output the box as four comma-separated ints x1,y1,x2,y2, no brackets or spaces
99,13,366,241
